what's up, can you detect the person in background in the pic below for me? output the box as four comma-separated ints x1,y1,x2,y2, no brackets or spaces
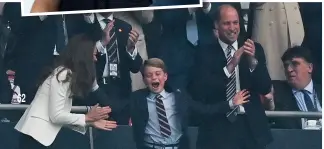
71,12,143,125
114,10,153,92
248,2,304,81
15,34,117,149
273,46,322,129
130,58,250,149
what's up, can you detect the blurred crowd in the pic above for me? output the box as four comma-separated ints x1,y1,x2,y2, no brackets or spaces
0,2,322,130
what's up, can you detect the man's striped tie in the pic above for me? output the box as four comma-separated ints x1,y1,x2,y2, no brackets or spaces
103,19,119,77
155,94,172,137
225,45,238,122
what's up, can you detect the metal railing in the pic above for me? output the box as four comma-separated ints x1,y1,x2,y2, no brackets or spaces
0,104,322,118
0,104,321,149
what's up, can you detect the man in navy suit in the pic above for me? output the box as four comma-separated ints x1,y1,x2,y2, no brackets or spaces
191,4,272,149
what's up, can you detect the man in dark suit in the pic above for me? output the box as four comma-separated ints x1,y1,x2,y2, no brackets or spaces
191,4,272,149
273,46,322,129
71,13,143,125
130,58,250,149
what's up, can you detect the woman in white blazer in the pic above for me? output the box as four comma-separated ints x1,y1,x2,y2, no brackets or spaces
15,33,117,149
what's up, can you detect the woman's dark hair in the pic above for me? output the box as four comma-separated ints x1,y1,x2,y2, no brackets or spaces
39,34,96,98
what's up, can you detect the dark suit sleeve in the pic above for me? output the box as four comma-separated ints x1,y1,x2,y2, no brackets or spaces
84,88,130,123
184,92,231,115
129,92,144,149
120,21,143,73
126,52,143,73
250,42,272,95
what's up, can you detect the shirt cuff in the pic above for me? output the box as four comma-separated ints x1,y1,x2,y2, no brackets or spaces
229,100,235,109
223,66,232,78
127,46,138,60
96,41,107,54
203,3,211,14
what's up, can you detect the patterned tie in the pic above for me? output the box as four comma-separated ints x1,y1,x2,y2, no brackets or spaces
155,94,171,137
301,90,316,112
225,45,238,122
102,19,119,77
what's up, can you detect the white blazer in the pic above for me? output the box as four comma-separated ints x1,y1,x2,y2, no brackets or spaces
15,67,87,146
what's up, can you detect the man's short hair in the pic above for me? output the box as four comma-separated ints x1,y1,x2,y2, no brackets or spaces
210,4,237,23
141,58,167,75
281,46,313,63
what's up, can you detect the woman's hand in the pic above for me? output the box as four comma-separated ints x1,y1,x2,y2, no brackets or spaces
232,90,250,106
85,104,111,122
91,120,117,131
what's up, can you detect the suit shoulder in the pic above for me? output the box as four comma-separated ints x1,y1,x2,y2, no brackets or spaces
130,89,148,98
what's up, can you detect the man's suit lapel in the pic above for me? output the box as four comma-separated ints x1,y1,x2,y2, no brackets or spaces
174,89,186,128
138,89,150,123
314,84,322,107
214,41,227,66
283,84,302,128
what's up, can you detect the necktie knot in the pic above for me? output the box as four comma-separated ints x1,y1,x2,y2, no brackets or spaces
301,89,309,94
155,94,163,100
227,45,233,55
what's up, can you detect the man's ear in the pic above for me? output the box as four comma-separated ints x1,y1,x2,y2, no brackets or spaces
308,63,313,74
163,72,168,82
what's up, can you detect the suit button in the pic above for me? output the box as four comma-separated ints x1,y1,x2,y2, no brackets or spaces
296,21,300,24
294,6,298,10
283,21,286,24
269,8,273,11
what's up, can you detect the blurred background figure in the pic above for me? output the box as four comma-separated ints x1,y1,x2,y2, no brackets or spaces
248,2,304,81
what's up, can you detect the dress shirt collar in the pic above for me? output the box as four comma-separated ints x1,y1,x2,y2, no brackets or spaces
96,13,114,22
292,80,314,94
148,89,168,100
218,38,238,53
